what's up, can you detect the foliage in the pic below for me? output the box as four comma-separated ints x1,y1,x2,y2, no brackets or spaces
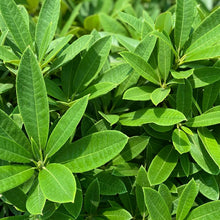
0,0,220,219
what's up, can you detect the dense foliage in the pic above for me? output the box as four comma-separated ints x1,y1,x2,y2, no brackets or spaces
0,0,220,219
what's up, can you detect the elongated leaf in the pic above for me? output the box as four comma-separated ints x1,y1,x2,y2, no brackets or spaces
189,67,220,88
17,47,49,149
171,69,194,79
0,46,18,62
151,87,171,106
174,0,194,50
72,36,112,92
79,82,117,100
3,187,27,211
186,111,220,127
185,45,220,62
143,187,171,220
198,128,220,168
98,112,119,126
0,165,34,193
102,208,132,220
46,95,89,157
38,163,76,203
150,31,178,57
148,145,179,185
195,171,219,201
112,136,149,165
176,179,198,220
0,109,30,149
123,85,155,101
0,0,32,52
53,130,128,173
84,178,100,215
0,136,32,163
155,12,172,34
188,133,219,175
158,184,172,211
186,7,220,53
187,201,220,220
0,83,13,94
135,34,157,60
35,0,60,60
99,13,128,36
202,81,220,112
172,129,191,154
120,52,160,85
176,79,192,117
42,35,72,68
158,39,171,81
95,171,127,195
136,166,150,216
26,182,46,215
49,35,92,73
60,3,81,35
120,108,186,126
64,177,83,219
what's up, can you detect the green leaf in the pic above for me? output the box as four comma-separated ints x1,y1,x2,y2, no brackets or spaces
38,163,76,203
120,51,160,85
63,177,83,219
187,201,220,220
35,0,60,61
49,35,92,73
151,87,171,106
172,129,191,154
3,187,27,211
194,171,219,201
185,45,220,62
158,39,171,82
53,130,128,173
188,133,219,175
98,111,119,126
176,179,198,220
189,67,220,88
17,47,49,149
102,207,132,220
0,165,34,193
155,12,172,34
41,35,73,68
79,82,117,100
171,69,194,79
0,46,18,62
136,166,150,216
112,136,149,165
158,184,172,211
0,0,32,52
180,154,191,177
148,145,179,185
120,108,186,126
72,36,112,92
186,111,220,127
202,81,220,112
99,13,128,36
0,136,32,163
150,31,178,57
84,178,100,215
112,163,139,177
26,182,46,215
46,95,89,157
0,109,30,149
198,128,220,168
123,85,155,101
186,7,220,54
176,79,192,117
143,187,171,220
0,83,13,94
95,171,127,195
60,3,81,35
135,34,157,60
174,0,194,50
